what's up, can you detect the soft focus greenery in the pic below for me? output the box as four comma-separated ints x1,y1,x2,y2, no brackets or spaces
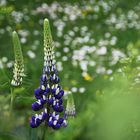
0,0,140,140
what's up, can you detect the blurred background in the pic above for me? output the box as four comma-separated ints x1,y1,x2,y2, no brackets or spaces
0,0,140,140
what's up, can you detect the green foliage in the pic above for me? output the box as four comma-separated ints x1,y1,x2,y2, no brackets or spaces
94,75,140,140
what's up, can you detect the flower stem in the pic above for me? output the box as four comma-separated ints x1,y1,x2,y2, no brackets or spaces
10,87,14,113
41,127,46,140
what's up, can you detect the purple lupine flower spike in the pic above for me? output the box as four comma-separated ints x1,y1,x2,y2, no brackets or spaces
30,18,67,129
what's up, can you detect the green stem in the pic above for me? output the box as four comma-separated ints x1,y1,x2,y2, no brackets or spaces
30,128,38,140
10,87,15,114
41,127,46,140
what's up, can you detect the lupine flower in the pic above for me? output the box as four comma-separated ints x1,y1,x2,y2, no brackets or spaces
65,92,76,117
30,19,67,129
11,31,24,87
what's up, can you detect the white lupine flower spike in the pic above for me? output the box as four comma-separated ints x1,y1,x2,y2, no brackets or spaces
11,31,24,87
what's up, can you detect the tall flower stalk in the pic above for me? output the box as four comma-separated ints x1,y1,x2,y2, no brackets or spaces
11,31,24,87
30,19,67,129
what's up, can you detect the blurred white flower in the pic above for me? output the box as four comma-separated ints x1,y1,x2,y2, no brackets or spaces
96,46,107,55
107,69,113,75
18,30,29,37
137,55,140,61
11,11,24,23
72,50,86,61
110,36,117,45
96,66,106,74
90,46,96,52
20,37,27,44
0,0,7,6
62,56,68,61
83,36,90,43
2,57,8,63
57,31,63,37
89,61,96,67
109,76,114,81
81,26,88,32
80,61,88,71
7,61,14,68
105,32,111,38
112,49,125,60
63,47,69,53
73,27,79,32
56,52,61,57
56,61,63,71
79,87,86,93
64,90,72,97
54,41,60,48
68,31,75,37
27,50,36,59
94,5,100,12
71,87,78,93
110,49,125,65
90,38,95,44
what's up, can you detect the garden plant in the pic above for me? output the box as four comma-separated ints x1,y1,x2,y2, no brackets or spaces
0,0,140,140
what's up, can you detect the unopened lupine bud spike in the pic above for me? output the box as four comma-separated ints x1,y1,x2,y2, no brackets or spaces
43,18,55,69
65,92,76,117
11,31,24,87
44,18,52,44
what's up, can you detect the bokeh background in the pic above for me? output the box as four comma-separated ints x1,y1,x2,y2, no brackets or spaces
0,0,140,140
